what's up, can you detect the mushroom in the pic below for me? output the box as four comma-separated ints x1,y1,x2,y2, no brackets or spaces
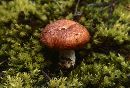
40,19,90,69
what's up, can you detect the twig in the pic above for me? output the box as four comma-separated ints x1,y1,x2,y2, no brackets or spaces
100,0,105,16
74,0,82,16
42,71,51,81
108,0,118,18
86,2,110,7
86,0,118,8
86,0,118,18
0,59,8,65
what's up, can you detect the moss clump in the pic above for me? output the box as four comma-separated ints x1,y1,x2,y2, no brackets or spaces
0,0,130,87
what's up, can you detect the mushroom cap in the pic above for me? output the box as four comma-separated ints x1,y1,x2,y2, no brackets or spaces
40,19,90,50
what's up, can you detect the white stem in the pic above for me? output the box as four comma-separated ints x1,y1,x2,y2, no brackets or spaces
59,50,76,69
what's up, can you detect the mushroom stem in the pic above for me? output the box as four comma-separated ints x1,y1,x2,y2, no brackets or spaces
59,50,76,69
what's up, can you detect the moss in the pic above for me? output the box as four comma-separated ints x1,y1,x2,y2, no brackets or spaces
0,0,130,87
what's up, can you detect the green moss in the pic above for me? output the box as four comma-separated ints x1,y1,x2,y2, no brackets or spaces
0,0,130,87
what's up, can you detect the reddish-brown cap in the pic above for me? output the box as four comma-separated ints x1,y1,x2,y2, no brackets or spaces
40,19,90,50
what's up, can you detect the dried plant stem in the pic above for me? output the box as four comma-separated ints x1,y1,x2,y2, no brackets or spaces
42,71,51,81
74,0,81,16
